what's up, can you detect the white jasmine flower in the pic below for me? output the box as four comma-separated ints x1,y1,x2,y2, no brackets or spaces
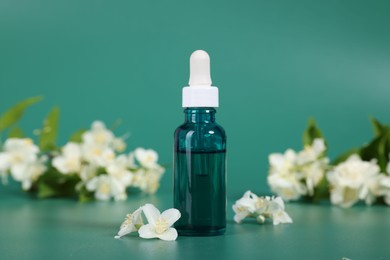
297,138,326,165
233,191,293,226
268,139,330,201
266,197,293,225
0,153,9,184
268,173,307,201
301,159,328,196
79,164,98,182
141,172,161,194
11,155,47,190
327,155,380,208
112,138,126,153
52,142,82,174
254,196,271,215
82,121,114,147
80,121,125,167
378,176,390,205
269,149,297,176
365,170,390,206
0,153,9,172
115,207,144,239
127,152,136,168
132,166,165,194
86,175,126,201
297,139,328,195
0,138,45,189
232,190,259,223
268,149,307,201
134,148,158,169
138,204,181,241
0,138,39,172
82,144,115,167
107,155,133,186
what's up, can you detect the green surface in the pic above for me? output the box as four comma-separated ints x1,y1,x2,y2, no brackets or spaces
1,184,390,260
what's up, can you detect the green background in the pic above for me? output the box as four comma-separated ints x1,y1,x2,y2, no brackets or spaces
1,0,390,195
1,1,390,259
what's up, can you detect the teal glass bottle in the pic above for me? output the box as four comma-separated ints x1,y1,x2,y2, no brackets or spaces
173,50,227,236
174,107,226,236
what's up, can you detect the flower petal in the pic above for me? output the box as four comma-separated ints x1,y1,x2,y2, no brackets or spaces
156,227,178,241
233,211,249,224
22,180,32,190
160,208,181,227
242,190,252,198
142,204,160,226
86,177,98,191
0,153,10,171
273,210,293,225
236,197,257,213
272,197,285,210
138,224,157,239
267,200,283,214
115,223,136,239
132,207,144,226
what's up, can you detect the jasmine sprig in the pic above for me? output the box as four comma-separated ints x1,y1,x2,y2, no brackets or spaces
0,97,165,202
233,191,293,225
115,207,144,239
115,204,181,241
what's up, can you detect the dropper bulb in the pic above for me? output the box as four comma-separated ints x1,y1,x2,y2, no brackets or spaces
189,50,212,86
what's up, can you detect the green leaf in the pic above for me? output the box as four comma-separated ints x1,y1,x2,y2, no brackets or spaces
36,168,81,199
302,118,324,146
377,136,388,171
384,134,390,170
78,188,94,202
69,128,86,143
38,182,59,198
0,96,43,132
335,118,390,171
39,107,60,151
79,193,94,203
7,126,25,138
360,135,381,160
311,177,330,202
360,134,390,172
370,117,386,137
332,148,361,165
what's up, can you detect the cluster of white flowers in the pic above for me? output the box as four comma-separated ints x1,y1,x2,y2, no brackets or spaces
267,139,329,201
232,190,293,225
267,137,390,207
327,155,390,208
0,138,47,190
115,203,181,241
52,121,165,201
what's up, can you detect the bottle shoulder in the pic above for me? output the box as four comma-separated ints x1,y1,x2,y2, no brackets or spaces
174,122,226,137
174,122,226,152
214,123,226,137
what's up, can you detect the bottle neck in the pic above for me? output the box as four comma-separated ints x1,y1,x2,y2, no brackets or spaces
184,107,216,123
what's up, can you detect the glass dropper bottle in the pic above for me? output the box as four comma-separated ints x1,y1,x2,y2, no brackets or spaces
173,50,227,236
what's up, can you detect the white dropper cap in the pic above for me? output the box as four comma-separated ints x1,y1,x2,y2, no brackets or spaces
182,50,219,107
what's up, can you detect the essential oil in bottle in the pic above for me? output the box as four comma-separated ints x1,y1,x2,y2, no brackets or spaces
174,50,227,236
